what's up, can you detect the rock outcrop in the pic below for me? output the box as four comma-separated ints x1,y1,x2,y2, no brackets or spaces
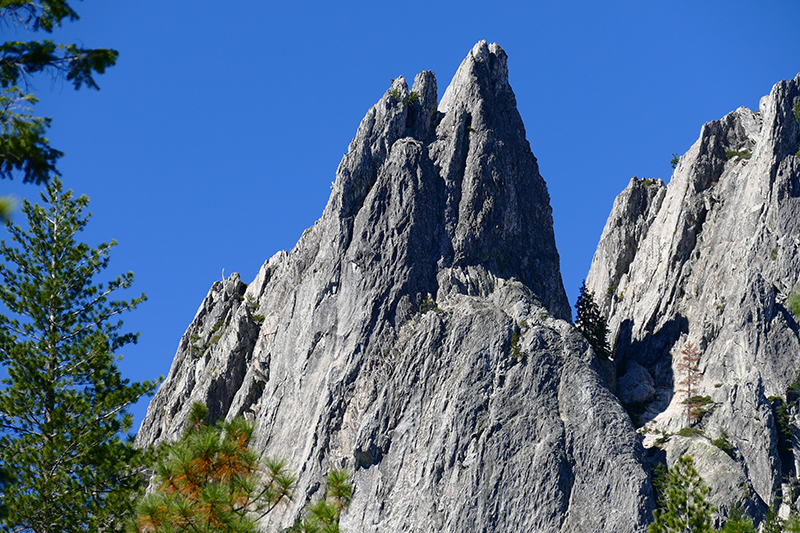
587,73,800,521
137,42,653,532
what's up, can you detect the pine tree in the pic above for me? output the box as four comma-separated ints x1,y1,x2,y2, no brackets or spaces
761,501,784,533
785,513,800,533
649,456,714,533
0,178,158,533
290,469,353,533
575,280,612,360
132,403,297,533
719,500,756,533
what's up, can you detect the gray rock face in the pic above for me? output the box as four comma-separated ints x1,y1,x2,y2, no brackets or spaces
587,73,800,519
137,42,652,532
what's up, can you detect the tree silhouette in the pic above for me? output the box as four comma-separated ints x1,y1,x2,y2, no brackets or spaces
575,280,612,361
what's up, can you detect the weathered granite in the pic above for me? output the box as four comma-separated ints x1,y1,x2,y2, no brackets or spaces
137,42,653,532
587,73,800,521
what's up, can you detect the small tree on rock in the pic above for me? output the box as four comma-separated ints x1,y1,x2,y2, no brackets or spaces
649,455,714,533
575,280,612,361
719,500,755,533
677,342,703,420
290,469,353,533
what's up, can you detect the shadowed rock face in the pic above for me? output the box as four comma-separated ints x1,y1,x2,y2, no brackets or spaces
137,41,652,532
587,74,800,521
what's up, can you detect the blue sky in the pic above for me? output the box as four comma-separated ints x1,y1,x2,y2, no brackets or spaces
2,0,799,428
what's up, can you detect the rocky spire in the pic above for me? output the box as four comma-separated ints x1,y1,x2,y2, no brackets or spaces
137,42,651,532
587,73,800,520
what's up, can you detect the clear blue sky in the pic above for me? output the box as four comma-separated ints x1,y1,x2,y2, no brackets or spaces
2,0,799,428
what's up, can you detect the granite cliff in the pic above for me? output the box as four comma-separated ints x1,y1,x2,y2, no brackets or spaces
136,41,653,532
587,73,800,521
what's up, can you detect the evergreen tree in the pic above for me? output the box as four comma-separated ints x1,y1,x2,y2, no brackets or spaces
0,179,158,533
761,502,784,533
649,456,714,533
785,514,800,533
719,501,756,533
1,1,117,184
290,469,353,533
575,280,612,360
132,403,297,533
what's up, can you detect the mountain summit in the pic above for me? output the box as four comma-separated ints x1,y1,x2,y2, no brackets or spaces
136,41,651,532
588,73,800,519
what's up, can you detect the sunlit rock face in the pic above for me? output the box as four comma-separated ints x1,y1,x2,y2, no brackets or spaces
136,41,653,532
587,73,800,522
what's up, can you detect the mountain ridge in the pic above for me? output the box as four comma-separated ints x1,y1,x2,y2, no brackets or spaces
136,41,652,532
587,71,800,520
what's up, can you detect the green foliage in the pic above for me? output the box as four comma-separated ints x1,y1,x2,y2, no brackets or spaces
684,395,714,421
420,294,443,314
794,101,800,127
670,153,679,170
786,371,800,408
768,396,794,471
509,330,523,359
650,462,669,507
0,179,158,533
725,150,752,161
788,289,800,321
0,1,118,184
677,427,704,438
761,502,783,533
785,514,800,533
720,501,756,533
712,431,735,459
245,293,258,313
771,248,778,260
403,91,419,104
290,469,353,533
208,319,225,346
654,433,671,448
689,395,713,407
575,280,612,360
648,456,714,533
0,194,16,222
244,294,265,325
132,402,296,533
188,333,204,358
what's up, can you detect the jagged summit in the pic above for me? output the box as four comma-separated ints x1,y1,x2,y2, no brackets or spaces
137,42,650,532
587,73,800,520
324,39,569,321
